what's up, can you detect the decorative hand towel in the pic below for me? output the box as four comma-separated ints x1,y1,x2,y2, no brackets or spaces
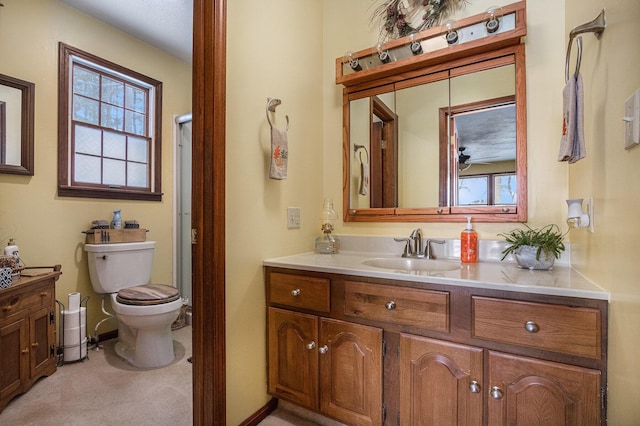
269,126,288,180
359,160,370,195
559,73,586,163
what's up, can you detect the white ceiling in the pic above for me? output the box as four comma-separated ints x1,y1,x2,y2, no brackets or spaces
60,0,193,63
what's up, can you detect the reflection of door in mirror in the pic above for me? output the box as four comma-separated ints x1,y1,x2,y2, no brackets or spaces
448,64,516,207
370,96,397,208
0,84,23,166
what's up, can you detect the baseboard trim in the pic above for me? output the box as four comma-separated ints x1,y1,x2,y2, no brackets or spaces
239,398,278,426
98,329,118,342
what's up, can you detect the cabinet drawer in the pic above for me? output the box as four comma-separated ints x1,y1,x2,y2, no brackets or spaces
0,286,52,320
472,297,601,359
269,272,330,313
344,281,449,332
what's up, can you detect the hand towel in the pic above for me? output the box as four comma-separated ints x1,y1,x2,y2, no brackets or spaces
359,161,370,195
269,126,288,180
558,73,586,163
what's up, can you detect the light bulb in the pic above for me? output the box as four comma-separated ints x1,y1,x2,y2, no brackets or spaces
444,20,459,45
485,6,503,34
409,33,423,55
344,51,362,71
376,43,391,63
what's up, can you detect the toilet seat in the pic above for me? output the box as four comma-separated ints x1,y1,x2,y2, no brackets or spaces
116,284,180,306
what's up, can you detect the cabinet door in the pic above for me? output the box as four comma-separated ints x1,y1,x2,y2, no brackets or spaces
0,318,29,401
30,306,54,377
267,307,319,410
488,351,601,425
319,318,383,426
399,334,483,426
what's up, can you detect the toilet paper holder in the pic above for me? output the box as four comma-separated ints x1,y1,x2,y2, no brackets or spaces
55,293,90,365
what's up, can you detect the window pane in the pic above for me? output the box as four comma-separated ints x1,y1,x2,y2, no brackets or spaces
128,162,148,188
73,95,99,125
125,110,146,135
495,174,517,204
73,67,100,99
103,158,126,186
101,104,124,131
126,85,146,112
75,125,101,156
75,153,101,184
458,177,488,205
128,137,148,163
103,131,126,160
102,77,124,106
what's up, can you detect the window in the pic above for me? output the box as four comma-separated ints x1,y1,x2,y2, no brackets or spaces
58,43,163,201
458,173,517,206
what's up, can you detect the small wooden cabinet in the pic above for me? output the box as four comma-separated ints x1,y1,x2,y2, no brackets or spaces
266,267,607,425
0,268,61,413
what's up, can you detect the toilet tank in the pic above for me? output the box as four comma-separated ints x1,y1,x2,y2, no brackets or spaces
84,241,155,294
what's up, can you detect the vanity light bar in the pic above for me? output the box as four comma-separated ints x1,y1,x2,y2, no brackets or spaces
336,0,526,87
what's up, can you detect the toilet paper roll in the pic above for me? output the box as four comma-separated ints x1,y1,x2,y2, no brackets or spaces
62,307,86,328
68,292,81,312
63,325,87,347
63,338,87,362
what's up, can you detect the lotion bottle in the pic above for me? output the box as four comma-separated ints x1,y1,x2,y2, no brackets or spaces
461,216,478,263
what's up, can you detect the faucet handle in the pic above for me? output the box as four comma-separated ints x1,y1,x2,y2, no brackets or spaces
425,239,446,259
393,237,411,257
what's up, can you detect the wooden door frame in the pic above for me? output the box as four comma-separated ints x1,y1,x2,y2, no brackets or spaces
193,0,226,424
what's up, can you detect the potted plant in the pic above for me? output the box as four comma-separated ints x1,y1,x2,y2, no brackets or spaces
498,224,567,270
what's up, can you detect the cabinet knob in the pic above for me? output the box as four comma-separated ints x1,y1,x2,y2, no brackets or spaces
291,289,301,297
3,305,11,312
385,301,396,310
21,348,29,355
469,380,481,393
319,345,329,354
40,292,48,297
524,321,539,333
490,386,503,399
31,342,40,348
502,207,510,212
306,341,316,350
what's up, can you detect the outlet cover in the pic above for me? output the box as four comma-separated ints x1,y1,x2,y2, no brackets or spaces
287,207,300,229
624,89,640,150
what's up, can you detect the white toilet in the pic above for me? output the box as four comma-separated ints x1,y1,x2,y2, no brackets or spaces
84,241,183,368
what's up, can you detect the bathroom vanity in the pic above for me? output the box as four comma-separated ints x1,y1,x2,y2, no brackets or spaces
0,267,61,413
264,252,608,425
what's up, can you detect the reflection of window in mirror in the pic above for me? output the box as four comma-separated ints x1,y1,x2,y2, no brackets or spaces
58,43,163,201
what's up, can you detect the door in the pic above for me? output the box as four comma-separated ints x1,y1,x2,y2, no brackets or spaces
30,307,53,377
267,307,319,410
0,318,28,400
399,334,483,426
176,117,192,305
319,318,383,426
487,351,601,425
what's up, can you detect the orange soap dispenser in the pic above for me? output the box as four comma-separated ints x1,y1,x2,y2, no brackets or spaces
461,216,478,263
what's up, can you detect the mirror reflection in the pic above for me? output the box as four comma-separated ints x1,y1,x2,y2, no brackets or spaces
0,73,34,175
345,47,525,222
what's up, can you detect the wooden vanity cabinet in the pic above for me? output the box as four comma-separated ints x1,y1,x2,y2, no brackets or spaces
265,267,607,426
0,269,61,413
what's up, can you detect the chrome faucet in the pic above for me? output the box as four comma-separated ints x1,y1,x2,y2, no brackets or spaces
394,228,424,257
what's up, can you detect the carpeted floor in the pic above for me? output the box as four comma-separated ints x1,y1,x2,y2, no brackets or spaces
0,326,193,426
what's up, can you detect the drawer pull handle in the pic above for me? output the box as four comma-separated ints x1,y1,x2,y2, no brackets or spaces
525,321,539,333
490,386,503,399
306,341,316,350
385,301,396,310
319,345,329,354
291,289,301,297
469,380,481,393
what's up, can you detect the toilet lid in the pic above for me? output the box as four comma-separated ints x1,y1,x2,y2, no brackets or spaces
116,284,180,306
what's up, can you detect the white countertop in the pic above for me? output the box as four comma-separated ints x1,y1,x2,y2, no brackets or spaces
264,251,609,301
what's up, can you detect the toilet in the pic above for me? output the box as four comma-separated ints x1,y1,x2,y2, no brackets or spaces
84,241,183,368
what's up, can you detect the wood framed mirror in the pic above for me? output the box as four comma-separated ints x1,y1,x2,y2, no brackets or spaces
0,73,34,176
338,2,527,223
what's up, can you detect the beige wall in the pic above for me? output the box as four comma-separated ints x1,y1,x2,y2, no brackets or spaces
225,0,324,422
0,0,191,333
565,0,640,423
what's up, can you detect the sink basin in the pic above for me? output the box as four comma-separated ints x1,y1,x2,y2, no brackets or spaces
362,257,461,273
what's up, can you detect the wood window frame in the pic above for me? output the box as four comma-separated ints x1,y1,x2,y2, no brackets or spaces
57,42,163,201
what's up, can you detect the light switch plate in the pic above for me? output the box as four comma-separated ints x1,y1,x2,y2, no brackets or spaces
287,207,300,229
624,89,640,150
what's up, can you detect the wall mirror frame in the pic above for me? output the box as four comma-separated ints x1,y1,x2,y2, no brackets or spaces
337,1,527,223
0,73,35,176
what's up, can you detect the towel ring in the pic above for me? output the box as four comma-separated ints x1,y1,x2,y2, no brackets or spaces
564,36,583,83
266,97,289,131
353,144,369,164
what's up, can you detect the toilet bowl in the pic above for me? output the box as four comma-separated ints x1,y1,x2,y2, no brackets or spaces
84,241,183,368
